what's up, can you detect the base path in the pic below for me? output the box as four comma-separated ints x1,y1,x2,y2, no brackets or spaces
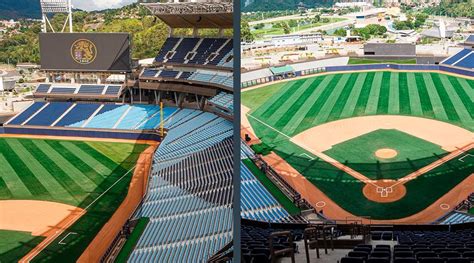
14,201,85,263
261,151,474,224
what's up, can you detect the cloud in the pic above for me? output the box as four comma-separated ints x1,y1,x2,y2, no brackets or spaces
72,0,137,11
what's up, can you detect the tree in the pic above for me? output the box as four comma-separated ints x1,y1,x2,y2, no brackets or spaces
288,19,298,28
254,23,265,30
313,14,321,23
241,21,255,42
282,23,291,34
334,28,347,37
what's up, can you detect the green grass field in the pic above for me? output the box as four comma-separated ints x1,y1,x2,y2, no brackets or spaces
243,71,474,220
348,58,417,65
0,137,148,263
324,129,448,180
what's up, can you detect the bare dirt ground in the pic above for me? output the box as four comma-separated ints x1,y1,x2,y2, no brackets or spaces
17,202,85,263
291,115,473,152
0,200,84,237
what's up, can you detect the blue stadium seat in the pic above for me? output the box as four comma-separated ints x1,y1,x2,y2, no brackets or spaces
25,102,73,126
8,102,47,125
56,103,101,127
85,104,129,129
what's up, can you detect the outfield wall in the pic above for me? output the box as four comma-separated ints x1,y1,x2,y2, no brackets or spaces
1,126,162,141
241,63,474,88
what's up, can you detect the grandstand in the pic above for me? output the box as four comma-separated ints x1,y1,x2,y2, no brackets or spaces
440,36,474,71
0,0,234,262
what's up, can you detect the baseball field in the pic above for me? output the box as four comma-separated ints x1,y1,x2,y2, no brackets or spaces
242,71,474,222
0,136,148,262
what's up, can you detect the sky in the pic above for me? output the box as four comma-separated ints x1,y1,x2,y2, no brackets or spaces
72,0,137,11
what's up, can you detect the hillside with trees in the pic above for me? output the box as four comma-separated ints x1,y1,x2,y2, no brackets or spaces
0,0,41,20
0,4,218,65
242,0,333,12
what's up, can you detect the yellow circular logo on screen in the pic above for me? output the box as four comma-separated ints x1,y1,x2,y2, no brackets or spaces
71,39,97,64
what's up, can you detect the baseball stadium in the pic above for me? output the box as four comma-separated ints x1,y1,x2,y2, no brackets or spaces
240,36,474,262
0,0,233,262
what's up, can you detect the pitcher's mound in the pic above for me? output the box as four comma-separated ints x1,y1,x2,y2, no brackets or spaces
375,148,398,159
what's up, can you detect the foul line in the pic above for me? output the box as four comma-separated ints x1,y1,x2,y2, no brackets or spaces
247,113,291,139
21,165,137,262
58,232,77,245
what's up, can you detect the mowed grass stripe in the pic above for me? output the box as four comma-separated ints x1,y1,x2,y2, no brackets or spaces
74,142,122,171
429,73,460,121
422,73,449,121
0,154,32,198
414,73,435,118
437,74,471,123
84,142,131,165
365,72,383,114
388,72,400,114
251,81,299,116
32,140,98,192
460,78,474,102
47,141,114,191
282,75,334,136
406,73,423,115
376,71,391,114
353,72,375,116
58,141,113,176
327,73,360,122
340,72,367,118
0,177,13,198
398,72,411,114
258,80,306,119
20,140,85,205
3,139,67,200
294,74,343,135
281,75,334,135
311,73,352,126
447,76,474,119
275,77,328,136
270,77,319,127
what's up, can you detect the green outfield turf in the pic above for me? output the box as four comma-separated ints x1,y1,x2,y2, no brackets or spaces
348,58,417,65
0,230,44,262
243,71,474,220
0,137,148,263
324,129,448,180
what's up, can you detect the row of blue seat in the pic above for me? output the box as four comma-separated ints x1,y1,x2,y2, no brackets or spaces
240,162,291,223
155,37,232,67
130,109,234,261
8,102,176,130
140,69,233,88
441,212,474,225
35,84,122,95
209,92,233,111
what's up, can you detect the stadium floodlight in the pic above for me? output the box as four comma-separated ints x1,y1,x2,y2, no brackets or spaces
40,0,73,33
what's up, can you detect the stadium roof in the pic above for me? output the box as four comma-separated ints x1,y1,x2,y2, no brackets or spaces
143,2,233,28
270,65,294,75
